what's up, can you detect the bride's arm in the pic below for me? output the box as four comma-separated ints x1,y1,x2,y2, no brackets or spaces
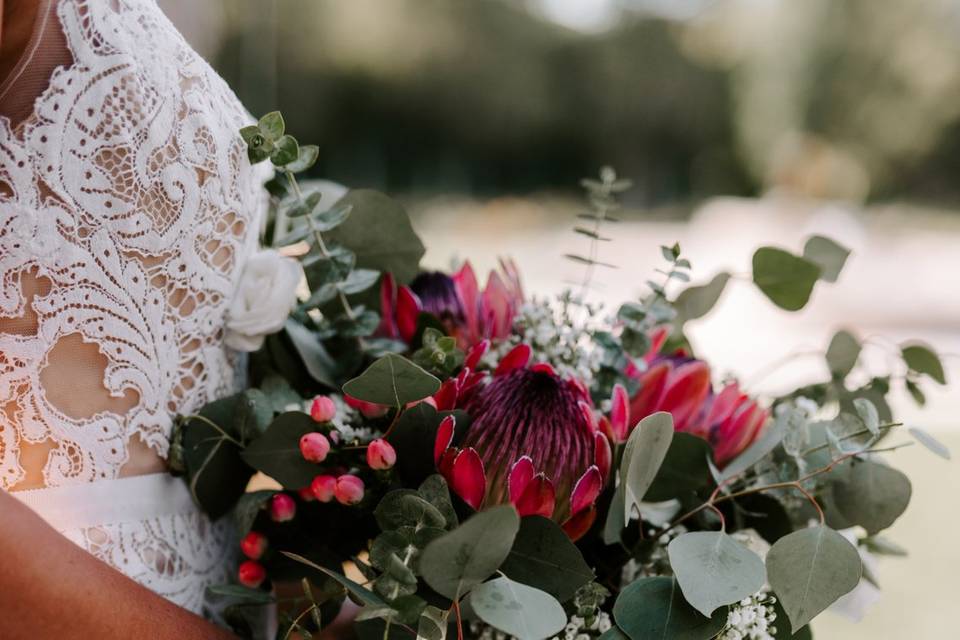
0,491,235,639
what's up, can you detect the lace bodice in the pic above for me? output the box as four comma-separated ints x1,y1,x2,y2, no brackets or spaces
0,0,268,490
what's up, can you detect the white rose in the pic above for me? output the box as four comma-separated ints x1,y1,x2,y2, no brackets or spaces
225,249,303,352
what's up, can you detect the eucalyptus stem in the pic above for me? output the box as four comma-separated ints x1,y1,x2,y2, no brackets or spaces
284,170,356,320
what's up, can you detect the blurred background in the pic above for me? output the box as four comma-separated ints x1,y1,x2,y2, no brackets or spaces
162,1,959,636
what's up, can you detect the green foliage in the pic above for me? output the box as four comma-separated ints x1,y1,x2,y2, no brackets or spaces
234,489,276,537
901,342,946,384
752,247,822,311
673,272,730,325
618,412,674,524
412,328,464,377
908,427,951,460
326,189,426,284
826,459,912,535
802,235,850,283
668,532,766,617
342,354,441,408
766,526,861,632
825,329,861,379
613,577,727,640
644,432,714,502
420,506,520,600
500,516,595,603
469,577,567,640
568,166,630,288
241,412,321,489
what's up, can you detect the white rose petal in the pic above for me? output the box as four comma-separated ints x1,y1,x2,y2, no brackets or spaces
225,249,303,352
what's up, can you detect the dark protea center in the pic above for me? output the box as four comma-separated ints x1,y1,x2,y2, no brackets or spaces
410,271,465,328
461,366,596,520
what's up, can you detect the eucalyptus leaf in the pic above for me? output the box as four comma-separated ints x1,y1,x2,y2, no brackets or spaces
343,354,441,408
901,343,946,384
416,606,449,640
852,398,879,436
644,433,713,502
673,272,730,324
620,412,674,522
802,235,850,283
375,491,448,532
284,319,338,388
241,412,320,489
613,576,726,640
825,330,861,379
827,459,912,535
286,144,319,173
752,247,821,311
766,526,861,632
339,269,381,295
271,134,299,166
282,552,386,606
420,506,520,600
667,532,766,617
908,427,951,460
325,189,425,284
501,516,595,603
469,577,567,640
233,489,276,536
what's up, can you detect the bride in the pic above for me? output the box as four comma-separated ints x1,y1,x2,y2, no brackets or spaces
1,0,271,636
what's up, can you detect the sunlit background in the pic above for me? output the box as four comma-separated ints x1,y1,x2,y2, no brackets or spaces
163,1,959,636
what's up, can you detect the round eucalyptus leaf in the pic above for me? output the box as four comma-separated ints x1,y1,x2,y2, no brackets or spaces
342,354,441,408
802,235,850,283
500,516,595,603
766,526,861,632
825,330,861,379
620,412,674,520
420,506,520,600
469,577,566,640
901,343,946,385
908,427,951,460
828,460,912,535
752,247,821,311
673,272,731,324
613,576,726,640
644,432,713,502
668,531,766,617
375,491,448,532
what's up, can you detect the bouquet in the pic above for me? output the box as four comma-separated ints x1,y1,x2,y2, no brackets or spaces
170,113,951,640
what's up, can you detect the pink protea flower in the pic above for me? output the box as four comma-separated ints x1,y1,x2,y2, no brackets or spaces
433,344,610,540
377,259,523,350
625,330,769,466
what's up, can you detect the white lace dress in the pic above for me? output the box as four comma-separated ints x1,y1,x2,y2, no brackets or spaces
0,0,267,616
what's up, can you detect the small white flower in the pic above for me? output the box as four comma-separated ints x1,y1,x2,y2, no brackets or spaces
225,249,303,351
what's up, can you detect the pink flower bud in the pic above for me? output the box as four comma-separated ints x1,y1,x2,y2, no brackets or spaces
238,560,266,588
366,438,397,470
334,474,365,505
310,395,337,423
299,432,331,463
270,493,296,522
297,487,316,502
310,474,337,502
240,531,268,560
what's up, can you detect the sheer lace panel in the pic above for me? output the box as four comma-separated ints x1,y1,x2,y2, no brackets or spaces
0,0,269,490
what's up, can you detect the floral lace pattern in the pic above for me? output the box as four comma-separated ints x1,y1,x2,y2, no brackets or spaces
0,0,267,613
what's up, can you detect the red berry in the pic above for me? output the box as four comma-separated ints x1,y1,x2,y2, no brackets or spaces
366,438,397,470
270,493,296,522
310,396,337,423
299,432,331,463
240,531,268,560
238,560,266,588
310,474,337,502
334,474,365,505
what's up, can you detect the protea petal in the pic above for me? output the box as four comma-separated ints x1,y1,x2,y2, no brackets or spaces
433,379,459,411
609,383,630,440
438,447,458,477
561,505,597,542
450,448,486,510
434,415,456,465
514,473,556,518
453,261,480,338
659,361,711,431
376,273,399,338
531,362,557,376
569,465,602,516
628,362,670,427
594,432,612,480
578,401,597,432
481,271,513,339
508,456,535,503
396,286,421,343
495,343,532,376
465,339,490,370
645,326,670,363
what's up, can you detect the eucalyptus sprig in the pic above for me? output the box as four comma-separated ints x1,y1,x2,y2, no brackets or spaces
567,166,632,296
